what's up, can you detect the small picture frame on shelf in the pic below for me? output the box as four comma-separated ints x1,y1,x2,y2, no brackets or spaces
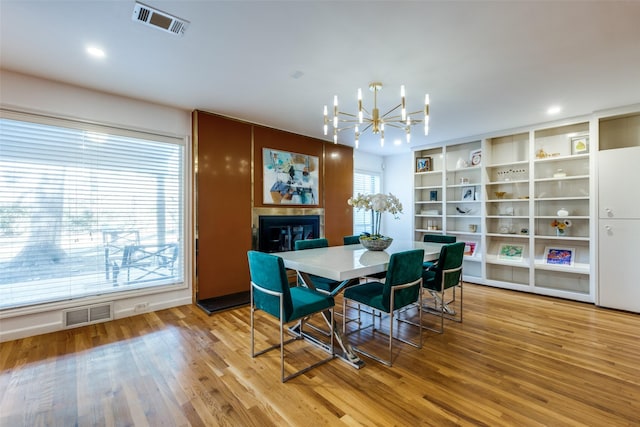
464,241,477,257
497,243,524,262
470,149,482,166
416,157,432,172
461,186,475,201
571,136,589,155
429,190,438,201
544,246,575,266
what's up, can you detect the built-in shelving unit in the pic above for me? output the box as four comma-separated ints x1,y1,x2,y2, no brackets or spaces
413,121,595,302
414,147,444,239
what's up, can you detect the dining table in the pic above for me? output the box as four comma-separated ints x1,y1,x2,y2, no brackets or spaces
273,239,444,368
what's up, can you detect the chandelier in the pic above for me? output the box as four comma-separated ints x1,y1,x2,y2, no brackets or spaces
323,82,429,148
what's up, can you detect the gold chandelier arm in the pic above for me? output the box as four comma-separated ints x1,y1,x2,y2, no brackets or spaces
380,104,402,119
337,111,359,119
383,122,410,130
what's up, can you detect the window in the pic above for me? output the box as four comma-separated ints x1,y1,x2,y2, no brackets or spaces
353,170,381,235
0,113,185,310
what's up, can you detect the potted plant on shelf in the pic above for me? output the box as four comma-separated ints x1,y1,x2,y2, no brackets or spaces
551,219,572,236
347,193,403,250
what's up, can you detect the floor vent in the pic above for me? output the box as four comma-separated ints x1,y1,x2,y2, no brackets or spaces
64,303,113,328
132,2,189,36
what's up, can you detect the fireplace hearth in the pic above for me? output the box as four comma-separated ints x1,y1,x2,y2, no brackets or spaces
258,215,320,252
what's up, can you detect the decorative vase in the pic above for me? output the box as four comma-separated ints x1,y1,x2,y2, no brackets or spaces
556,228,566,237
359,236,393,251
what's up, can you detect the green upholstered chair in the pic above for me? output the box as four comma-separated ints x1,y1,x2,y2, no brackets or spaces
342,249,424,366
422,242,465,333
422,234,457,269
293,238,341,293
248,250,335,382
343,234,361,245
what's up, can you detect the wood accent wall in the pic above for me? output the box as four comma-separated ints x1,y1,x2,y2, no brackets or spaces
193,111,252,300
323,142,354,246
193,111,353,302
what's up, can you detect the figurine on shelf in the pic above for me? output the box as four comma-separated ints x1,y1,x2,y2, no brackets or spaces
536,148,548,159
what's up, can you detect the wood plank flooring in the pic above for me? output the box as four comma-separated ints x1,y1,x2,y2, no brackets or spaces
1,283,639,426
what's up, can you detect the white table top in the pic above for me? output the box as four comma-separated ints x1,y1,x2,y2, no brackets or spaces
273,240,443,282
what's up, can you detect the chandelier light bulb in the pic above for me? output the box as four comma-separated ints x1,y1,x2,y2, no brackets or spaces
357,88,363,123
401,85,406,121
323,105,328,135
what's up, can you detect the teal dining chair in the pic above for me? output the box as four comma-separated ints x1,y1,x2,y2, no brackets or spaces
294,238,342,293
247,250,335,382
342,249,424,366
422,242,465,333
343,235,361,245
422,234,456,269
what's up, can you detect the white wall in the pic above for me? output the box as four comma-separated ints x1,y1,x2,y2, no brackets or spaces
382,152,414,240
0,70,193,342
354,150,384,175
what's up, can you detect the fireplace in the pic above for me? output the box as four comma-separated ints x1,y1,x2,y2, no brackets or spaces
258,215,320,252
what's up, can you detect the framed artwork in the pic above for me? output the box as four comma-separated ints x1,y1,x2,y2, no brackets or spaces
571,136,589,155
464,241,477,257
416,157,432,172
461,186,475,201
544,246,575,266
470,149,482,166
497,243,524,262
263,148,319,205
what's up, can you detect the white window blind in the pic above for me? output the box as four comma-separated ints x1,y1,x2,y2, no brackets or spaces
353,171,381,235
0,114,185,309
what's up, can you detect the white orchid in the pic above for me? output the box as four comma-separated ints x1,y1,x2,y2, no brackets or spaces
347,192,403,237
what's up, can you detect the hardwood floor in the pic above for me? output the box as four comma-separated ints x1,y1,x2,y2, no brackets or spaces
1,284,639,426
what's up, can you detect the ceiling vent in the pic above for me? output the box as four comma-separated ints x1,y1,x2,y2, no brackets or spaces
132,2,189,36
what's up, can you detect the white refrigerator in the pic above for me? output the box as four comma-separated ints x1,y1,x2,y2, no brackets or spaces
598,146,640,313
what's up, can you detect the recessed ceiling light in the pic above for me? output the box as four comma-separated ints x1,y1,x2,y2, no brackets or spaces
86,46,105,58
547,106,561,115
393,139,402,146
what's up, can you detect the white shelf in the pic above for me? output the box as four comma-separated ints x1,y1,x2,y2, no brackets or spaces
534,196,589,201
486,160,529,168
415,185,442,190
446,200,481,204
534,153,590,164
486,198,530,203
534,215,589,219
485,179,529,185
533,235,590,242
448,230,482,236
534,174,589,183
448,165,482,172
485,254,530,268
485,233,530,238
447,183,481,188
534,260,590,274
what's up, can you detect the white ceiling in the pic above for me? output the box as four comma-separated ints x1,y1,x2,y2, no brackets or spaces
1,1,640,156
